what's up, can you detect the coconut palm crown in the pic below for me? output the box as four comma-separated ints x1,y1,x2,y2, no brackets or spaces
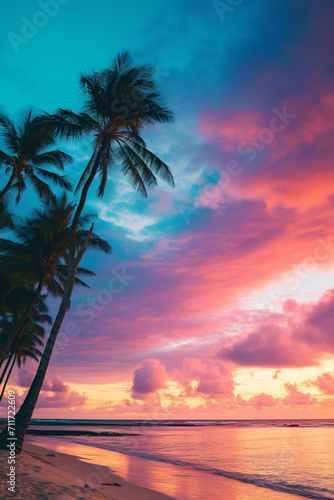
42,51,174,199
0,110,73,203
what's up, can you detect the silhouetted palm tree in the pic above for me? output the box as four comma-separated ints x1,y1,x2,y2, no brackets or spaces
0,110,73,203
0,193,111,363
0,52,173,453
40,51,174,320
0,311,47,402
0,200,111,451
43,52,173,242
0,284,50,359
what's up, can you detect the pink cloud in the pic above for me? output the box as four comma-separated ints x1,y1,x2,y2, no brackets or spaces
180,358,235,399
236,393,279,408
220,289,334,369
12,366,87,410
34,375,87,409
312,373,334,395
36,387,87,409
132,359,167,399
43,375,68,393
282,383,317,406
17,363,37,388
220,323,318,368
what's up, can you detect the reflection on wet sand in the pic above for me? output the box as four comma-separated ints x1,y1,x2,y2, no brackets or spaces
27,436,308,500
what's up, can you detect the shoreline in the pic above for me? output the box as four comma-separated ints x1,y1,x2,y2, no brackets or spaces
0,441,176,500
0,432,325,500
23,436,313,500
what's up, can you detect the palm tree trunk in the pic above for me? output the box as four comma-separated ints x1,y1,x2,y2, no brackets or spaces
0,352,14,386
0,170,16,203
0,354,16,402
68,146,103,259
0,279,44,364
0,226,94,453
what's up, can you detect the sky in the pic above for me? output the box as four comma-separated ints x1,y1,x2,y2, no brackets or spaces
1,0,334,419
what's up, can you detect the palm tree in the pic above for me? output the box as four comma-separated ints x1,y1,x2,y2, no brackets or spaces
0,110,73,203
0,292,50,401
0,311,47,402
0,194,110,364
40,51,174,319
0,198,110,451
0,282,46,342
43,52,174,245
0,52,174,453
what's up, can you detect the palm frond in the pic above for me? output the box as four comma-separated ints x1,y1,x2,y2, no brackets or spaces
129,142,174,187
118,144,148,196
31,150,73,169
122,144,158,189
26,171,54,202
76,229,112,253
40,110,96,140
0,114,19,153
33,168,72,191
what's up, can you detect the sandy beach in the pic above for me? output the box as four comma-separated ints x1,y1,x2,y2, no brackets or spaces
0,442,175,500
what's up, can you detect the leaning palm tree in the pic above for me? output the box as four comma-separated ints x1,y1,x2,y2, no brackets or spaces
0,286,51,349
39,51,174,320
0,198,111,451
0,52,174,453
0,110,73,203
0,313,47,402
0,336,42,402
0,282,46,340
0,193,110,363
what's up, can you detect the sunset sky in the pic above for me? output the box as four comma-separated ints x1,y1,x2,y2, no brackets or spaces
1,0,334,419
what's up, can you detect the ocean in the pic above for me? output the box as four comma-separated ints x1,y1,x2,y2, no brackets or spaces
27,419,334,500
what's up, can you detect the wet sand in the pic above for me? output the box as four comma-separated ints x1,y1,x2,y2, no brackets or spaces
0,441,175,500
